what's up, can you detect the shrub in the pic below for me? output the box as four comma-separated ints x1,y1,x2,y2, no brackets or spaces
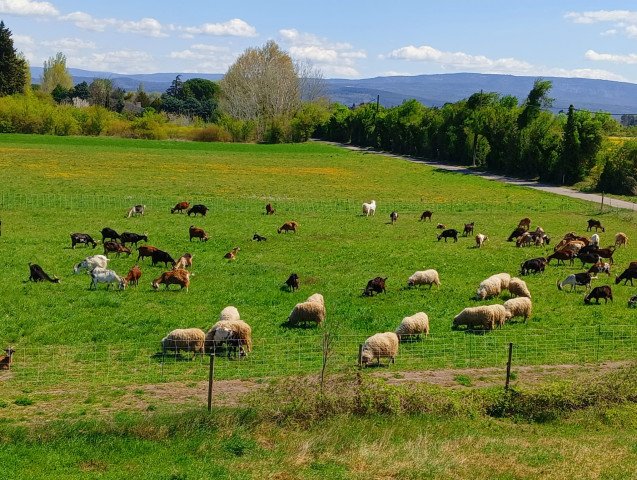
191,125,232,142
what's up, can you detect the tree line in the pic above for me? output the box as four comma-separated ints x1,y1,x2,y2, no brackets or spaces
1,19,636,194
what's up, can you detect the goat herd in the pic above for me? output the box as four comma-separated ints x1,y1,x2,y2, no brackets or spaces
12,198,637,368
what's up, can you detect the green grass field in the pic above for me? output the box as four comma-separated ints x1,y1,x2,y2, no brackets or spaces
2,134,637,479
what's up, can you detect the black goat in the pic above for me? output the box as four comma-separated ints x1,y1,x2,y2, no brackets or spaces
437,229,459,242
285,273,299,292
363,277,387,296
27,263,59,283
584,285,613,304
70,233,97,249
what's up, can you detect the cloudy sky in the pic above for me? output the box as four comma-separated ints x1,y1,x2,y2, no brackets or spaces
2,0,637,82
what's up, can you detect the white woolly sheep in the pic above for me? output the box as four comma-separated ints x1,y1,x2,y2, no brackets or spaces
475,233,488,248
161,328,206,356
508,277,531,298
453,305,508,330
476,277,501,300
219,306,240,322
493,272,511,290
360,332,399,366
362,200,376,217
305,293,324,305
503,297,532,322
395,312,429,341
205,319,253,357
287,299,326,327
407,269,440,289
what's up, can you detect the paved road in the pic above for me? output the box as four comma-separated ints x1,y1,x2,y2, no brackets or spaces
334,143,637,212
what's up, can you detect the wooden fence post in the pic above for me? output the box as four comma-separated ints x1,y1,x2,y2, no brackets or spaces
505,342,513,391
207,353,215,412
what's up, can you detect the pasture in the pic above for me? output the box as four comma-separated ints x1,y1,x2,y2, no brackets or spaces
1,134,637,379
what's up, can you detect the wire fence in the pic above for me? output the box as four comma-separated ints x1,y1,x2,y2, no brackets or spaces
3,325,636,389
0,191,588,216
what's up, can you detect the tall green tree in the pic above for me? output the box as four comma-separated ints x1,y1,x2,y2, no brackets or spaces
41,52,73,94
517,79,553,130
0,21,28,96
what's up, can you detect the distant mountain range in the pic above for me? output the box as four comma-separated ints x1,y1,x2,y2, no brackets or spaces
30,67,637,115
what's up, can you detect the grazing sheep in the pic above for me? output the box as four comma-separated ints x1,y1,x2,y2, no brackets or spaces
407,270,440,288
390,211,398,224
305,293,324,305
420,211,432,221
584,286,613,304
557,273,592,291
287,297,326,327
493,273,511,290
27,263,59,283
0,347,15,370
219,306,240,323
73,255,109,274
463,222,474,236
362,200,376,217
277,221,299,234
476,277,502,300
360,332,399,366
363,277,387,296
205,319,253,357
615,232,628,248
395,312,429,341
453,305,508,330
171,201,190,214
503,297,532,322
475,233,488,248
285,273,300,291
508,277,531,298
161,328,206,356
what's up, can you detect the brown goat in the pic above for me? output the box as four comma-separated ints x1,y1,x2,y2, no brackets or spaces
0,347,15,370
152,269,191,292
463,222,474,236
189,225,209,242
137,245,159,262
103,241,131,257
171,201,190,214
123,265,142,287
278,221,298,234
518,217,531,231
266,203,276,215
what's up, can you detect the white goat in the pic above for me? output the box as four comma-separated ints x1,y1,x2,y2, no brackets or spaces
590,233,600,247
89,267,125,290
362,200,376,217
74,255,109,274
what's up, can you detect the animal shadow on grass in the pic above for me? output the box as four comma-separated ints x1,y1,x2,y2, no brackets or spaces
279,321,319,330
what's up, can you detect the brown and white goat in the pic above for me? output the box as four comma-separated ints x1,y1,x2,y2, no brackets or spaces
224,247,240,261
0,347,15,370
615,232,628,248
174,253,193,270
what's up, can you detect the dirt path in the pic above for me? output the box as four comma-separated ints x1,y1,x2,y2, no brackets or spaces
330,142,637,212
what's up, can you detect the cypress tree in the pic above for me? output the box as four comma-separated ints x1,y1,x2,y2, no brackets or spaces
0,21,27,96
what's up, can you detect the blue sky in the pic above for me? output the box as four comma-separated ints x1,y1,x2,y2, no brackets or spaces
2,0,637,82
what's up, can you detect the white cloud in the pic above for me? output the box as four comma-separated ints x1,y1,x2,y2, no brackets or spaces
60,11,116,31
119,18,166,38
565,10,637,38
12,34,34,47
169,44,229,59
72,50,155,73
182,18,257,37
279,28,365,78
385,43,626,82
0,0,58,16
41,37,96,50
585,49,637,64
386,44,533,71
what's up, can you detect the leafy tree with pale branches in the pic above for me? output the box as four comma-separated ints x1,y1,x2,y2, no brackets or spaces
220,40,300,127
40,52,73,94
0,21,28,96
